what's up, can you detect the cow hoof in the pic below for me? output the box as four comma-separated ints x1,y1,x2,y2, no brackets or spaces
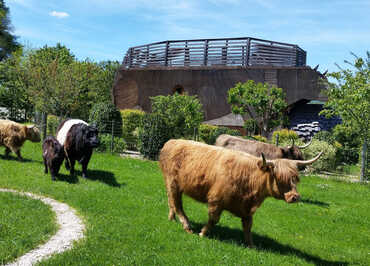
51,176,56,181
185,228,193,234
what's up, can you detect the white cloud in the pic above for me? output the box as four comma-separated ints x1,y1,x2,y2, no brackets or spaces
49,11,70,18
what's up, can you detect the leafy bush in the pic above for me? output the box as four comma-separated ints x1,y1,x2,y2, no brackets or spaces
198,124,218,144
96,134,127,153
313,130,335,144
252,135,267,143
89,102,123,137
47,115,59,136
151,93,203,139
272,129,298,144
302,139,336,173
199,124,241,144
332,124,361,165
138,114,171,160
120,109,145,150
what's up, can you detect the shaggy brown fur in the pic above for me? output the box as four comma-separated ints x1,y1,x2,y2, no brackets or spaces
0,119,41,160
159,139,303,247
215,134,304,160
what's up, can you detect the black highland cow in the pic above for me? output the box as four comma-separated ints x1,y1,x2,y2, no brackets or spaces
56,119,99,179
42,136,65,181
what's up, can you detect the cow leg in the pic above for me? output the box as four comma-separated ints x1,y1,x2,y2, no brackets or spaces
81,151,92,178
242,215,254,248
164,179,176,220
15,149,23,160
65,158,70,170
50,167,57,181
5,147,11,157
69,159,76,176
167,180,192,233
43,158,48,174
199,204,222,237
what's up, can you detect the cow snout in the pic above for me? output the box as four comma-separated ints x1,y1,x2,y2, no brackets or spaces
284,191,300,203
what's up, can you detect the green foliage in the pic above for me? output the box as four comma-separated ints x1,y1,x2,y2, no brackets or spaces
120,109,145,150
252,135,267,143
320,52,369,179
151,93,204,139
96,134,127,153
138,113,171,160
313,130,335,144
332,124,361,165
89,102,123,137
198,124,241,144
244,119,258,135
47,115,59,136
0,48,33,121
302,140,337,173
0,0,20,61
228,80,287,137
272,129,299,143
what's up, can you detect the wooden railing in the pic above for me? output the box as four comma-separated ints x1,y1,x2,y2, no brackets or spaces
122,37,306,69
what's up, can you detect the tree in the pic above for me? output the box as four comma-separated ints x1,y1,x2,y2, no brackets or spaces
320,52,370,180
0,0,20,61
0,48,33,120
151,93,204,139
228,80,287,137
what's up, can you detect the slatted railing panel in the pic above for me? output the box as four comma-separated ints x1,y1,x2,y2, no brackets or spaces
122,37,306,68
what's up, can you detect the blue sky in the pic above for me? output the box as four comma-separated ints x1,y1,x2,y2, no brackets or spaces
6,0,370,73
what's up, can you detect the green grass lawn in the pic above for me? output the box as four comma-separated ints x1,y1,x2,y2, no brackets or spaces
0,142,369,265
0,191,57,264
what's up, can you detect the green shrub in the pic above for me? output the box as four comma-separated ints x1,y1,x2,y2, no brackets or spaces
302,139,336,173
332,124,361,165
252,135,267,143
313,130,335,144
199,124,218,144
89,102,123,137
199,124,241,144
96,134,127,153
138,114,171,160
151,93,204,139
272,129,298,144
120,109,145,150
47,115,59,136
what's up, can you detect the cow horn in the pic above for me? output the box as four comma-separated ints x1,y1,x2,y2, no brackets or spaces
298,138,312,149
295,151,323,167
261,153,266,167
313,64,319,71
322,70,328,76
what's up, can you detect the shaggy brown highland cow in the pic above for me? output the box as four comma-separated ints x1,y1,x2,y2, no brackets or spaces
0,119,41,160
159,139,322,247
215,134,311,160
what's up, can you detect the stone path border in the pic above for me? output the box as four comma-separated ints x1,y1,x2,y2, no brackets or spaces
0,189,85,266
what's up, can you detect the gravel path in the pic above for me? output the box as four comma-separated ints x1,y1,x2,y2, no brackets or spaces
0,189,85,266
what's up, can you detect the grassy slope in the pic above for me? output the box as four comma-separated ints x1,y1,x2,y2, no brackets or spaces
0,192,57,264
0,142,369,266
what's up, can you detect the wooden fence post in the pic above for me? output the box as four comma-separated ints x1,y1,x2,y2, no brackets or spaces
275,134,279,146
